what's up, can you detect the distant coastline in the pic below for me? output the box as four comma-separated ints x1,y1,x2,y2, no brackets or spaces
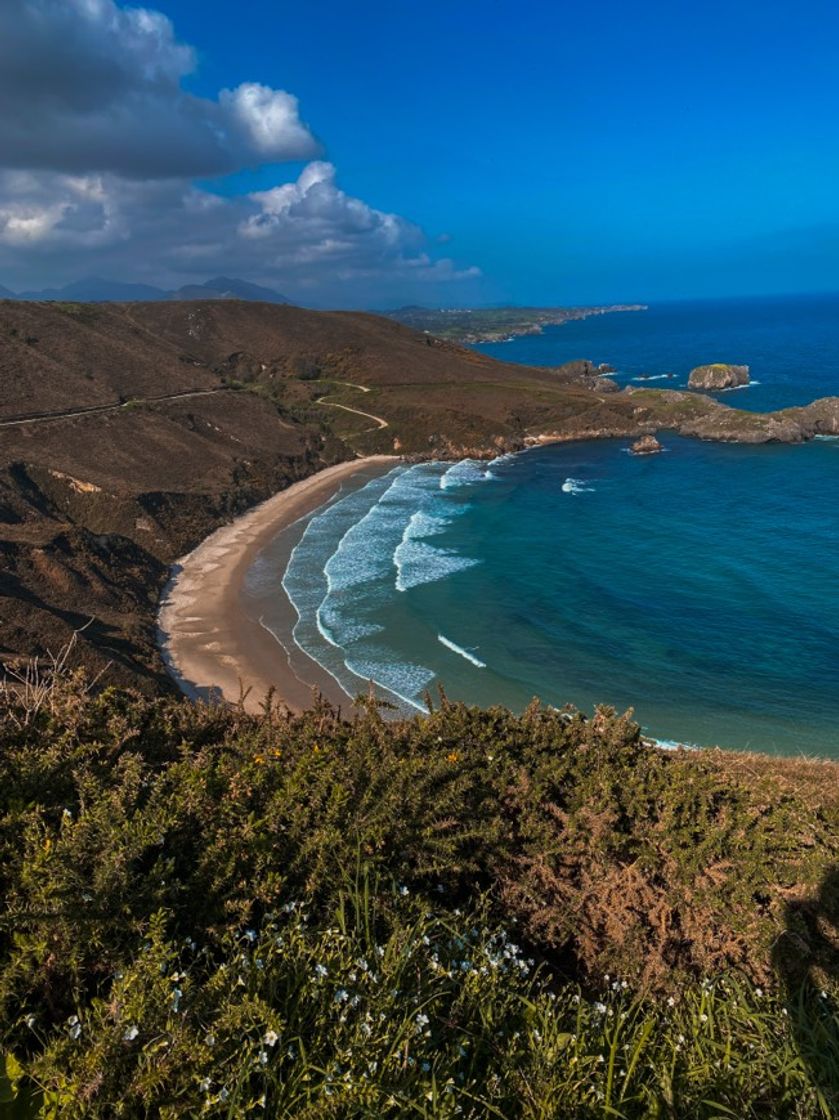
382,303,648,344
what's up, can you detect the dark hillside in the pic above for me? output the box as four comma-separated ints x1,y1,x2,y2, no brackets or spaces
0,301,218,420
0,300,615,686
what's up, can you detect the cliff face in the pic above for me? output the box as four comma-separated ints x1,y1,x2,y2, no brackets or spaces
1,298,836,686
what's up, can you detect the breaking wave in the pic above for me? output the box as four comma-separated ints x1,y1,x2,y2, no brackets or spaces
281,459,489,713
437,634,486,668
439,459,492,489
561,477,595,494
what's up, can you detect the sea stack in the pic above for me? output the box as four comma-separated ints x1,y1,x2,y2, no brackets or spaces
631,434,663,455
688,363,750,390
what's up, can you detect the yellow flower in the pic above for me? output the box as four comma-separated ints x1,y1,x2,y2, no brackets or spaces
447,751,459,764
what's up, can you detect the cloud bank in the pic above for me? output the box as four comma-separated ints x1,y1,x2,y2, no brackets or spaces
0,0,478,305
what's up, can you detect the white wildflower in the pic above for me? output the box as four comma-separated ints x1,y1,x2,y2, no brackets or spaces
263,1029,279,1047
123,1024,139,1041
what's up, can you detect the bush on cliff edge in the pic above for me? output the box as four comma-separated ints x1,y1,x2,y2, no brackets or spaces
1,669,839,1116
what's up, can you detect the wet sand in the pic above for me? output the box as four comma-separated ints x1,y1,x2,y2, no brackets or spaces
158,457,397,714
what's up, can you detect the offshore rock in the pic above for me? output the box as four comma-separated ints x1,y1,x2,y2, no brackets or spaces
688,363,750,391
631,434,663,455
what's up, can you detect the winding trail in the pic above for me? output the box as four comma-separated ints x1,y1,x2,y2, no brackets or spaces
1,377,391,438
316,396,389,432
310,379,388,433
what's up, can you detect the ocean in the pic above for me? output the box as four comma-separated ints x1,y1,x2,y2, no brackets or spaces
256,294,839,757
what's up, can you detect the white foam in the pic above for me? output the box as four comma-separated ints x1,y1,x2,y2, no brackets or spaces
281,466,405,695
437,633,486,668
631,374,672,382
393,506,478,592
719,380,760,392
322,465,442,594
561,477,594,494
395,539,480,592
281,457,486,711
439,459,490,490
648,737,698,751
343,652,434,713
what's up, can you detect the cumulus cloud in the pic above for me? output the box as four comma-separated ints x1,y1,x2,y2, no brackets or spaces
0,164,480,304
0,0,318,177
0,0,481,305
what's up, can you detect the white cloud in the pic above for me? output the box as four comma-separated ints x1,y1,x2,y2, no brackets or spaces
0,0,319,177
0,0,481,305
219,84,314,161
0,164,481,304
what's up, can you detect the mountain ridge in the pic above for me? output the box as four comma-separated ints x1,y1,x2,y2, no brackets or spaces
2,275,292,305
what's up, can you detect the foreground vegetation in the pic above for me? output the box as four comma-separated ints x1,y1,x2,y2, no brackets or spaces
2,666,839,1117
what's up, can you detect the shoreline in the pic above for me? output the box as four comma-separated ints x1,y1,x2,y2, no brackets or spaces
157,456,398,714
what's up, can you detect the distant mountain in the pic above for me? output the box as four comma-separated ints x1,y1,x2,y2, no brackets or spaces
8,275,292,305
16,277,169,302
183,276,291,304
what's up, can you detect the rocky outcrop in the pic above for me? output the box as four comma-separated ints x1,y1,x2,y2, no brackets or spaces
631,434,663,455
688,363,750,391
782,396,839,437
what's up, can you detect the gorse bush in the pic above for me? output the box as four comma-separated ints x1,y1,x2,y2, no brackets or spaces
1,668,839,1116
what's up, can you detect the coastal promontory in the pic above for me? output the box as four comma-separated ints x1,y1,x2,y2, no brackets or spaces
688,363,750,390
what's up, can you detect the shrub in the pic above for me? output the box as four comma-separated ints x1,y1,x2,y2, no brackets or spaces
1,670,839,1115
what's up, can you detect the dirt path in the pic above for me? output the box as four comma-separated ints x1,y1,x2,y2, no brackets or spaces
0,387,225,428
315,395,389,432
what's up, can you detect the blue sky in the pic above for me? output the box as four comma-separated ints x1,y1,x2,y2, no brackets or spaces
1,0,837,305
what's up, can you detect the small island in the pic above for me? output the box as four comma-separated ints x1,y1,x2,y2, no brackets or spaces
688,363,750,391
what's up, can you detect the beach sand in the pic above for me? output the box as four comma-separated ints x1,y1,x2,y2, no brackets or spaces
158,456,397,714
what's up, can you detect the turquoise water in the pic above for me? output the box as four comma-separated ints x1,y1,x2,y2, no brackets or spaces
270,296,839,757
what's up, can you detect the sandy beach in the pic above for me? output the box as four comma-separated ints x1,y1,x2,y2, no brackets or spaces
158,456,397,713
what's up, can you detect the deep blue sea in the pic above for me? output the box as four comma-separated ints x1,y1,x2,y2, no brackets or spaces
267,295,839,757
